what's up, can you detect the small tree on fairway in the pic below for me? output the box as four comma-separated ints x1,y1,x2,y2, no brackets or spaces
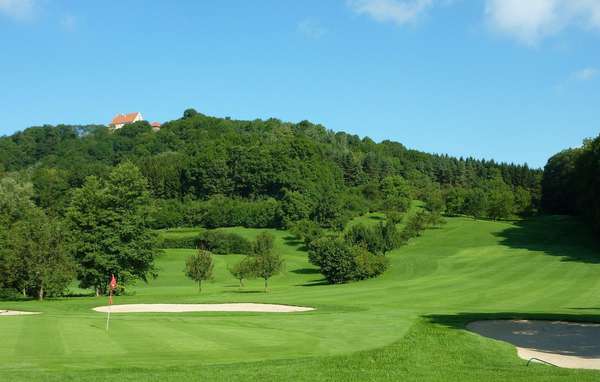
228,258,255,287
252,251,284,292
249,232,283,292
185,249,214,292
253,232,274,256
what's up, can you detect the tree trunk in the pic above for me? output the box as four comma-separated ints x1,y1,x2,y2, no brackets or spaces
96,287,100,297
198,280,202,293
38,285,44,301
264,278,268,293
22,288,26,297
239,278,244,287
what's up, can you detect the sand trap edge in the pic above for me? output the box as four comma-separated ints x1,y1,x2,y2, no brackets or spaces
93,303,315,313
467,320,600,370
0,310,41,316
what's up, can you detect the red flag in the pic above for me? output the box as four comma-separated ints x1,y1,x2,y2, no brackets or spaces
108,275,117,305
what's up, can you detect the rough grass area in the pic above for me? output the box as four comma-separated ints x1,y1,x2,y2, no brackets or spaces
1,214,600,381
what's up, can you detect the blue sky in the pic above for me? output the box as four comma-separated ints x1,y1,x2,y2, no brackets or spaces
1,0,599,168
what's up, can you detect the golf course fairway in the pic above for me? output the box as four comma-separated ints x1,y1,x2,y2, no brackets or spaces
1,215,600,381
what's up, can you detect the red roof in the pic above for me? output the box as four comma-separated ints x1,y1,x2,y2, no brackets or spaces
150,122,161,127
111,112,140,125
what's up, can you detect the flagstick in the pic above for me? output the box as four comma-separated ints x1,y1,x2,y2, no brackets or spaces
106,289,112,331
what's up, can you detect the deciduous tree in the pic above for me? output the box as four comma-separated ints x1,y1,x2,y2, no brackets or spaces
185,249,214,292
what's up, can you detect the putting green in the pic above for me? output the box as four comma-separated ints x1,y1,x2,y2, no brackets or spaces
1,215,600,381
92,303,314,313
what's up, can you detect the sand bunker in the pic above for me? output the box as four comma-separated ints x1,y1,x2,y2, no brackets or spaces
0,310,40,316
467,320,600,370
93,303,314,314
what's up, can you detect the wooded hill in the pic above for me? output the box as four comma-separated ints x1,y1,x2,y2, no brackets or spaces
0,109,542,228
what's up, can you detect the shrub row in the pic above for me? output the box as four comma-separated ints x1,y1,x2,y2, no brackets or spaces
157,236,200,249
158,230,252,254
306,210,445,284
197,231,252,254
149,197,281,229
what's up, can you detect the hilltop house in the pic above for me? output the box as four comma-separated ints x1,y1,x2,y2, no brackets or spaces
109,112,143,129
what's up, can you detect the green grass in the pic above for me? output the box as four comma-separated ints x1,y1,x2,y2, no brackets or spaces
1,215,600,381
156,227,204,240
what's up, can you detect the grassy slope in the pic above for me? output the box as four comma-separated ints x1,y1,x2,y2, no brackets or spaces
1,215,600,381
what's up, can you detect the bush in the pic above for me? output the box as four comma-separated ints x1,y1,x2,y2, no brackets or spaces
308,237,357,284
197,230,252,254
290,219,322,246
157,235,199,249
344,223,384,254
148,199,186,229
354,247,389,280
401,211,429,239
0,288,23,300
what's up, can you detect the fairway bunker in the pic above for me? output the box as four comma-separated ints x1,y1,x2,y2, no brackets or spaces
93,303,315,313
467,320,600,370
0,310,40,316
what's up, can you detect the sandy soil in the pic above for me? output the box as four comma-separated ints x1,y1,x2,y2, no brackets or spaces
93,303,315,313
467,320,600,370
0,310,40,316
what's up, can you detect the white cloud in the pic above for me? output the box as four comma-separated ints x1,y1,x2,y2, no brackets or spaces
485,0,600,45
0,0,35,20
297,19,327,39
573,67,598,81
347,0,434,26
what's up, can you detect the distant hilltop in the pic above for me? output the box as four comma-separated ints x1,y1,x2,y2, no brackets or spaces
109,112,161,131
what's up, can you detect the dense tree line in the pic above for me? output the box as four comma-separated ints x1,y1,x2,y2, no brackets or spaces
0,109,542,230
541,134,600,231
0,109,544,297
0,163,158,299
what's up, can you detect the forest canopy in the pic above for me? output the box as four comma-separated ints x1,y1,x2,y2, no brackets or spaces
0,110,543,229
542,134,600,232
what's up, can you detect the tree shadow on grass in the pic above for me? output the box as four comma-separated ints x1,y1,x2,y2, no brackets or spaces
229,290,266,294
494,215,600,264
64,292,96,298
426,312,600,359
291,268,320,275
298,280,329,287
282,235,308,251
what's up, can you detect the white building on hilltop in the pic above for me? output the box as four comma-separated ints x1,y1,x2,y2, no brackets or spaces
109,112,143,129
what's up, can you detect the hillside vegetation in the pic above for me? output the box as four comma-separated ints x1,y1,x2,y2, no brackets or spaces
542,133,600,232
0,109,542,230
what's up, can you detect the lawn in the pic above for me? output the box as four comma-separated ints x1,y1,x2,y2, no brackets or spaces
1,215,600,381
